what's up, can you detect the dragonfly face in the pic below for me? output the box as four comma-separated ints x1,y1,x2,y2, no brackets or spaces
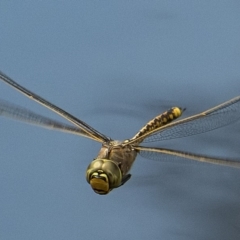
89,172,110,195
0,70,240,195
86,159,123,195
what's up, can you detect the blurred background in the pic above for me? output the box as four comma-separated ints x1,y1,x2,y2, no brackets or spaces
0,1,240,240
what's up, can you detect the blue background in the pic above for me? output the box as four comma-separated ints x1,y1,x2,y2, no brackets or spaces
0,1,240,240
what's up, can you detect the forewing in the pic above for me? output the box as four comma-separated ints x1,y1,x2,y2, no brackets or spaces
0,71,109,142
138,96,240,143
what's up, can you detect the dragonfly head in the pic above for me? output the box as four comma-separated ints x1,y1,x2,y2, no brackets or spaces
86,159,122,195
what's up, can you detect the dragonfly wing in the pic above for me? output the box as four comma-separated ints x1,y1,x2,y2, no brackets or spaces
0,99,96,139
0,71,110,143
139,96,240,143
135,146,240,168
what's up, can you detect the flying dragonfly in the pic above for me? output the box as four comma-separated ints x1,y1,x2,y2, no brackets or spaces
0,71,240,195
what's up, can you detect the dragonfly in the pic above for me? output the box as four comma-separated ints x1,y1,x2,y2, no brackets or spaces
0,71,240,195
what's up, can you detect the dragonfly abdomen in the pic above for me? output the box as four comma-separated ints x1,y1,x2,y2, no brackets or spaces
132,107,183,141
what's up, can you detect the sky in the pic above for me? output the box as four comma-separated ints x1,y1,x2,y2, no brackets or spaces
0,1,240,240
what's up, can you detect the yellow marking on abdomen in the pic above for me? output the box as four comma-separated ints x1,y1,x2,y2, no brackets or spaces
131,107,183,141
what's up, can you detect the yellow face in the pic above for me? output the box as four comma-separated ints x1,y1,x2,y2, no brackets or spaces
86,159,123,195
89,171,110,195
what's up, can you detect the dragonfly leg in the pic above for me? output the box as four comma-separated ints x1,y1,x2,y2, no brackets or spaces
120,174,131,187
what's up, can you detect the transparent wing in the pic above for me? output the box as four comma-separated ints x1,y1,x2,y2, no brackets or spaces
0,71,110,143
135,146,240,168
129,96,240,144
0,99,97,139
